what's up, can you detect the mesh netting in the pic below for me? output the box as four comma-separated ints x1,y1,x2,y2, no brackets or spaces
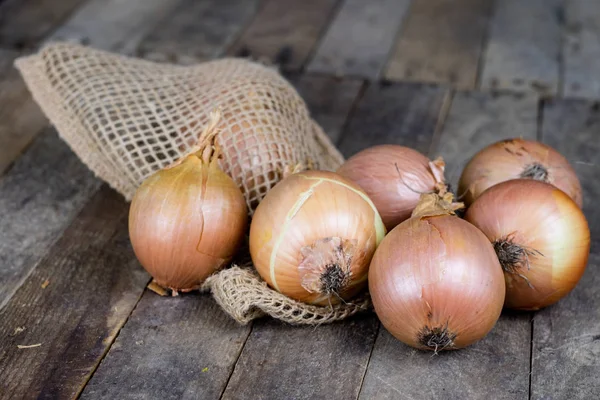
15,42,343,213
15,43,368,325
202,265,371,325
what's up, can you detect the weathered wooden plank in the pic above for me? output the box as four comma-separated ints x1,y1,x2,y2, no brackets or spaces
81,293,251,399
48,0,179,54
137,0,261,64
562,0,600,99
291,74,363,144
337,81,450,156
0,0,86,48
434,90,539,186
360,312,530,400
359,90,538,399
480,0,562,96
531,99,600,399
227,0,339,71
222,81,449,400
222,316,379,400
385,0,493,89
307,0,412,80
0,130,101,309
0,186,149,399
0,49,48,176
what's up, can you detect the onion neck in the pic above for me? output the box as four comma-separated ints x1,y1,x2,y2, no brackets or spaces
411,191,464,219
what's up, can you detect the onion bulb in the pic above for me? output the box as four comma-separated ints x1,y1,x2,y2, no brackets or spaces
337,145,446,230
465,179,590,310
369,192,505,351
129,112,248,292
249,170,385,305
458,138,582,207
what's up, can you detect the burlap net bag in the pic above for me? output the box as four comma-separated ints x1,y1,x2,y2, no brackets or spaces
16,43,370,325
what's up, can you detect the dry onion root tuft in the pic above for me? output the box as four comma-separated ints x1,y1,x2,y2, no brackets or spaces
369,191,505,351
128,111,248,293
249,170,385,305
458,138,582,207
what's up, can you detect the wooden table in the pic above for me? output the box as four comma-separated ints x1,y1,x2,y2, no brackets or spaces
1,0,599,399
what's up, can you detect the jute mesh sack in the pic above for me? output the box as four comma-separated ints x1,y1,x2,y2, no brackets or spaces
16,42,370,325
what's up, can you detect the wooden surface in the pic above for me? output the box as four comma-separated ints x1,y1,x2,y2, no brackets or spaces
227,0,339,70
2,0,600,399
562,0,600,99
307,0,412,79
480,0,562,95
385,0,493,89
0,49,48,175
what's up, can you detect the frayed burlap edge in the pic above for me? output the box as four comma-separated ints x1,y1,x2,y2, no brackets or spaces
201,265,372,325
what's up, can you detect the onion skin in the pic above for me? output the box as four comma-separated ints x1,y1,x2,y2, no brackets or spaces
129,154,248,292
458,138,582,207
249,170,385,305
369,198,505,351
465,179,590,310
337,145,445,230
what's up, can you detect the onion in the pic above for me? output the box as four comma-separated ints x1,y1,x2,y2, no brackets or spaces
249,170,386,305
465,179,590,310
129,113,248,292
458,138,582,207
369,192,505,351
337,145,446,230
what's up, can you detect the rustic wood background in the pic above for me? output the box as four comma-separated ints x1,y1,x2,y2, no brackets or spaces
0,0,599,399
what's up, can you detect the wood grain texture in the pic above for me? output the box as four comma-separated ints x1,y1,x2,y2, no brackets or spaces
0,130,101,309
562,0,600,99
357,90,539,399
307,0,412,80
0,49,48,175
81,293,251,400
291,74,363,144
137,0,261,64
360,312,531,400
0,0,85,48
385,0,493,89
48,0,179,54
227,0,339,71
531,98,600,399
480,0,562,96
0,186,149,399
221,315,379,400
434,90,539,186
337,81,450,157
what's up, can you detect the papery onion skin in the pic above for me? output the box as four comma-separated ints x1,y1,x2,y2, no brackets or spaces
458,138,582,207
337,145,445,230
369,200,505,350
249,170,386,305
129,154,248,292
465,179,590,310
